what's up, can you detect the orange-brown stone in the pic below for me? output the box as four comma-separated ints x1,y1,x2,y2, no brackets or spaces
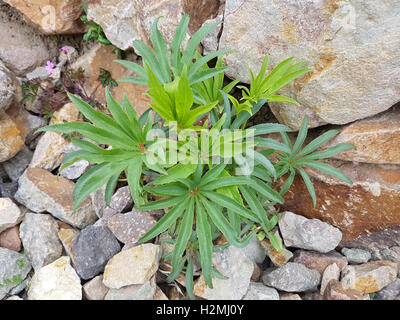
72,44,151,116
278,160,400,241
325,104,400,164
4,0,87,34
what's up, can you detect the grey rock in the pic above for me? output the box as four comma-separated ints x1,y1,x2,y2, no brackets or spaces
0,197,24,233
340,226,400,277
194,245,254,300
95,186,134,225
262,262,321,292
14,168,97,229
320,263,340,295
341,248,371,264
220,0,400,130
59,144,90,180
0,61,17,114
105,278,156,300
293,250,348,275
0,181,18,200
107,209,157,245
2,146,33,182
71,225,121,280
20,212,63,271
83,274,109,300
240,235,267,264
374,278,400,300
90,184,107,219
278,211,342,253
25,113,45,144
9,275,31,296
0,248,31,299
242,282,279,300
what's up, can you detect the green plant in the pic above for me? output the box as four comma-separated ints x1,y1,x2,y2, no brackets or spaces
115,14,231,88
21,81,40,104
81,2,122,58
37,15,354,299
98,68,118,88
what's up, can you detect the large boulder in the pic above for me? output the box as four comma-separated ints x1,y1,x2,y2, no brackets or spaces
4,0,86,34
86,0,221,50
0,62,18,114
219,0,400,129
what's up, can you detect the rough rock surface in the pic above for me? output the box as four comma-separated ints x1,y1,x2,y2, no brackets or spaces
15,168,97,229
27,256,82,300
29,103,79,171
193,246,254,300
58,144,90,180
0,61,17,114
0,103,28,162
262,262,321,293
374,278,400,300
103,244,161,289
70,225,121,280
83,274,109,300
0,226,21,252
2,146,33,182
4,0,86,34
280,160,400,241
57,228,79,264
293,250,348,275
0,248,31,299
86,0,220,50
320,263,340,295
0,4,58,75
278,211,342,253
339,226,400,276
107,210,157,245
71,44,152,115
323,279,370,300
241,235,267,264
105,277,156,300
324,105,400,164
341,248,371,265
0,198,23,233
341,261,398,294
220,0,400,130
20,212,63,271
242,283,280,300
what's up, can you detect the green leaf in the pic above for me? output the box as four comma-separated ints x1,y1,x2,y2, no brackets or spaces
153,163,197,185
171,14,189,71
292,115,309,154
126,158,143,205
172,198,194,270
105,175,119,206
201,176,252,191
296,129,339,157
249,177,284,204
297,166,316,207
185,254,195,300
253,150,277,180
268,232,283,252
139,197,189,243
199,163,227,186
195,198,214,288
299,143,355,160
255,137,292,154
114,59,147,78
139,195,187,211
133,40,165,82
301,160,353,185
150,17,171,83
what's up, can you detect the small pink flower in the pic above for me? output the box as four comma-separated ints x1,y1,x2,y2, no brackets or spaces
60,46,69,54
45,61,56,75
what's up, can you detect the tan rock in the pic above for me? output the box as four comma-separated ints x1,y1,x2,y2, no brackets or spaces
71,44,151,115
4,0,86,34
341,261,398,294
293,250,347,275
279,160,400,241
220,0,400,130
83,275,109,300
324,279,370,300
0,226,21,252
251,261,262,282
280,293,302,300
103,243,162,289
324,104,400,164
261,232,293,267
14,168,96,229
320,263,340,295
0,103,28,162
86,0,220,50
58,228,79,264
29,103,79,170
